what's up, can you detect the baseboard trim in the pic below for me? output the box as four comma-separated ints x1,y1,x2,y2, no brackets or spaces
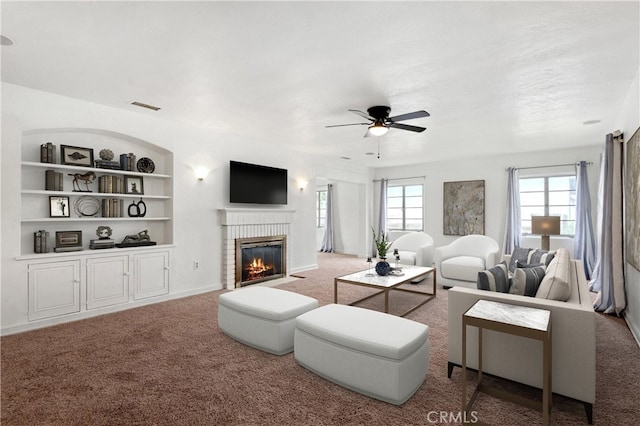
0,284,221,337
624,312,640,348
290,264,319,275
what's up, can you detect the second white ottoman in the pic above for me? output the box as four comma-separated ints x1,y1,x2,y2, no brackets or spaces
218,286,318,355
294,304,429,405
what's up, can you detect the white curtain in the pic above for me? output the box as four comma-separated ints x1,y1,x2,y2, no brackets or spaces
375,179,388,257
502,167,521,254
320,184,334,253
573,161,596,279
591,133,626,314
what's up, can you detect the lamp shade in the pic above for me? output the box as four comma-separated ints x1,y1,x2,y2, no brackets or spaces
531,216,561,235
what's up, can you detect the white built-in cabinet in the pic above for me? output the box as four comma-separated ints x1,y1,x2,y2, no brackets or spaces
86,255,129,309
28,260,81,321
18,129,174,324
26,249,171,321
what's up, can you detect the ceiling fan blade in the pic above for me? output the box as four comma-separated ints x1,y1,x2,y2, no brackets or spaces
388,110,430,122
349,109,375,121
325,122,369,128
363,128,373,138
389,122,426,133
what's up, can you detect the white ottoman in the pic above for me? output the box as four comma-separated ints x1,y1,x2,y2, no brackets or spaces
218,286,318,355
294,304,429,405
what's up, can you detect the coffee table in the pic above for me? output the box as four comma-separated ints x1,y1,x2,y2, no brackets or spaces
334,265,436,317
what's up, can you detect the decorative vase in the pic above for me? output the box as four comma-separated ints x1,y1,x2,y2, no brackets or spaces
375,258,391,276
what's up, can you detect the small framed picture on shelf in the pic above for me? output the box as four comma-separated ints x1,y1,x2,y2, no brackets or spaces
55,230,82,248
124,176,144,195
61,145,94,167
49,196,71,217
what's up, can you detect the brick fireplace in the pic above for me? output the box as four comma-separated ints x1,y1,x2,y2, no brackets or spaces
219,209,294,289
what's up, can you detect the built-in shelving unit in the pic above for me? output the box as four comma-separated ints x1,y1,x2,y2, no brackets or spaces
19,129,174,256
16,128,175,326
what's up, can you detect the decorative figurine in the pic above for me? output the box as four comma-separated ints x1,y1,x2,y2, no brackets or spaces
115,230,156,248
90,225,115,249
68,171,96,192
99,149,115,161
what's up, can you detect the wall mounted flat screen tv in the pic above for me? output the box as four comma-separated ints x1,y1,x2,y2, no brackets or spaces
230,160,288,205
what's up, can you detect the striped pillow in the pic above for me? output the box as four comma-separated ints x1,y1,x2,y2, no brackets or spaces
508,247,532,273
528,249,556,267
510,265,546,297
477,261,510,293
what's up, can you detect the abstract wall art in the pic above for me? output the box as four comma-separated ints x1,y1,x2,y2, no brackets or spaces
443,179,485,236
626,127,640,271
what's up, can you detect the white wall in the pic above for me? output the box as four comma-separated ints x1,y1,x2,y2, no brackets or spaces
1,83,362,333
617,67,640,345
372,146,602,255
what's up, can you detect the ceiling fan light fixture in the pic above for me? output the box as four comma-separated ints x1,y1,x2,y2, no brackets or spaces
369,122,388,136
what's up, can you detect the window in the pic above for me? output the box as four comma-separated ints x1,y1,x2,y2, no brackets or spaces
519,175,576,236
316,190,327,228
386,184,423,231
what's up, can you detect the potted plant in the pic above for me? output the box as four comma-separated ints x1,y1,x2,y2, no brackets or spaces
372,227,392,276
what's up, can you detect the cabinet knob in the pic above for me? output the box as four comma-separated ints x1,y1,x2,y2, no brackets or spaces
123,272,130,276
73,279,80,284
164,267,170,271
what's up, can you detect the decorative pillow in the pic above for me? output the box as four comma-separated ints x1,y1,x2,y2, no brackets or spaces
508,247,532,273
516,259,544,269
528,249,556,267
477,261,510,293
536,248,571,301
510,265,546,297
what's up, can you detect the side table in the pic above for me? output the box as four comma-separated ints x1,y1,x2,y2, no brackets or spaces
462,299,552,425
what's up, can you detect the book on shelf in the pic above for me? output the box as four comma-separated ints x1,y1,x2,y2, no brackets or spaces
33,230,51,253
95,160,122,170
90,239,115,249
54,246,83,253
40,142,56,164
45,170,64,191
99,175,123,194
102,198,123,218
119,153,136,171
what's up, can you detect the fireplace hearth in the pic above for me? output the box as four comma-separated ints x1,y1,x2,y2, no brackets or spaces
236,236,286,287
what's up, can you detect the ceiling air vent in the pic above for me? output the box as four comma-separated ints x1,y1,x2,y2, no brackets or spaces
131,101,161,111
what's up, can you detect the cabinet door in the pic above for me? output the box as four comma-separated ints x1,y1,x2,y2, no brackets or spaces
28,260,81,321
133,251,169,300
86,255,129,309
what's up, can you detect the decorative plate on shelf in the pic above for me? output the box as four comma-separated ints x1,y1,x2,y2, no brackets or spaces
136,157,155,173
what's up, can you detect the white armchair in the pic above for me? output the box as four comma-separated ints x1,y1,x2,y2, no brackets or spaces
434,235,500,289
389,232,434,267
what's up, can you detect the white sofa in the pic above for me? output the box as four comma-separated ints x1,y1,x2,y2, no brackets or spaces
434,235,500,289
389,231,434,267
447,257,596,424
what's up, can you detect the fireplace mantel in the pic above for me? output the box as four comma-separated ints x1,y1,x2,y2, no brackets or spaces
218,208,296,226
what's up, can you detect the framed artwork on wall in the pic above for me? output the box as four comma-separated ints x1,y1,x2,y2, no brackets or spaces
625,127,640,271
60,145,94,167
443,180,485,236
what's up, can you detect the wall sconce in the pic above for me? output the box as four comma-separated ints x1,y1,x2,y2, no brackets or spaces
531,216,561,251
298,180,308,191
193,166,210,182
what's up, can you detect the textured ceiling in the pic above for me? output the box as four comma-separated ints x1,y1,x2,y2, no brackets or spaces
2,1,639,167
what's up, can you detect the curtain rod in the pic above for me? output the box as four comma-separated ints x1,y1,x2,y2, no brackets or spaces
373,175,425,183
505,161,593,172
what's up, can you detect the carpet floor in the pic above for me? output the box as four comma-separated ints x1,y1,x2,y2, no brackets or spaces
2,252,639,425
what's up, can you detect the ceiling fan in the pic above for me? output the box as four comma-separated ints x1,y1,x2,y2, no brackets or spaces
326,105,430,137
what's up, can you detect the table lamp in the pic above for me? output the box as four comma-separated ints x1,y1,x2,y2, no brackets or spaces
531,216,561,251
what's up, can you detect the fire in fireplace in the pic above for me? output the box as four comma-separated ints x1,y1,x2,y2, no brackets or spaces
235,236,286,287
